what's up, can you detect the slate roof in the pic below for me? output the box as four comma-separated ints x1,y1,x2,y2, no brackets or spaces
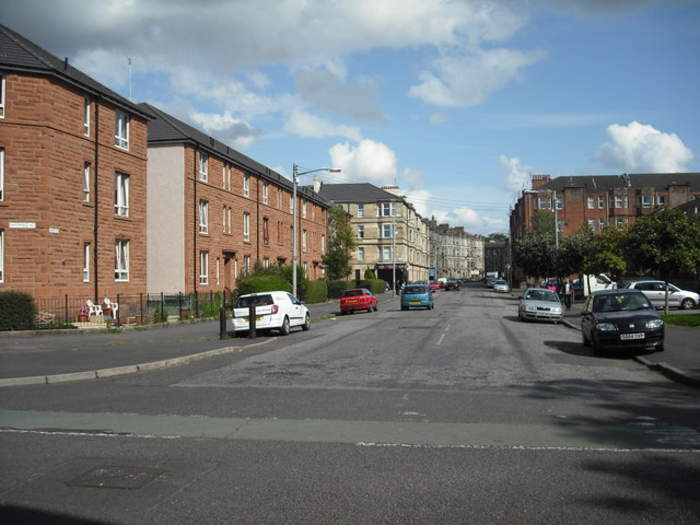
0,24,152,120
675,196,700,216
538,173,700,192
316,183,403,203
138,102,328,208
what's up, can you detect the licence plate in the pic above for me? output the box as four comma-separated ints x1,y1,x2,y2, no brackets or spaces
410,301,420,305
348,300,358,303
244,316,263,322
620,333,644,340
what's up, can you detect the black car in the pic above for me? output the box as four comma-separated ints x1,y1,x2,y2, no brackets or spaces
581,289,664,355
445,280,460,291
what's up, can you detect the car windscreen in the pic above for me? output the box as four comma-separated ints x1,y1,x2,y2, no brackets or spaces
342,290,364,297
495,280,507,285
524,290,559,302
403,286,427,294
593,293,651,312
237,294,274,308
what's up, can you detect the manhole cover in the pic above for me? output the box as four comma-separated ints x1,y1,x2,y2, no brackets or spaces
66,466,165,489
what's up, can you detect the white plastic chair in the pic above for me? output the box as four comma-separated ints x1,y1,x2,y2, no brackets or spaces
103,297,119,314
86,299,103,316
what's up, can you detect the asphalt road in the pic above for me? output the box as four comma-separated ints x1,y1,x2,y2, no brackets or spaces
1,285,699,524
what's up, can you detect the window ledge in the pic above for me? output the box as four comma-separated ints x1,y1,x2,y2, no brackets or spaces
114,215,132,221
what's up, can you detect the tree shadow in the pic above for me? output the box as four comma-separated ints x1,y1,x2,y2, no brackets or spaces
0,504,112,524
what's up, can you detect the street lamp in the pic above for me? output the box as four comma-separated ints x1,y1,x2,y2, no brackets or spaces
292,163,341,298
524,188,559,249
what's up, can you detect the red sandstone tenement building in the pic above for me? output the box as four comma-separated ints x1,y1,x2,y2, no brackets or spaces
510,173,700,242
0,24,152,299
139,103,329,295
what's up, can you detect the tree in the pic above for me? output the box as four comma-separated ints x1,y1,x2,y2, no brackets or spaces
624,207,700,313
531,210,555,237
512,233,557,282
581,225,628,282
486,233,508,242
322,206,356,280
556,226,594,278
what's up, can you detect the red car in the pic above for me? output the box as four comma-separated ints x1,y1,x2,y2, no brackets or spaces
429,282,441,291
340,288,378,314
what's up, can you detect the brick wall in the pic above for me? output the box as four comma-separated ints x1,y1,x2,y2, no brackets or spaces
0,72,148,299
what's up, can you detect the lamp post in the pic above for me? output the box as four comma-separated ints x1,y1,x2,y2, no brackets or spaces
292,163,341,298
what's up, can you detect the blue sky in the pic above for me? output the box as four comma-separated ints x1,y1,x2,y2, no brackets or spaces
5,0,699,234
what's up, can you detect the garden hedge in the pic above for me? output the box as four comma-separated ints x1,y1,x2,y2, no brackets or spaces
303,280,328,303
0,291,37,331
327,280,354,298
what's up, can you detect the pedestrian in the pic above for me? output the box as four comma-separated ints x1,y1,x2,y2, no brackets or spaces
563,279,572,310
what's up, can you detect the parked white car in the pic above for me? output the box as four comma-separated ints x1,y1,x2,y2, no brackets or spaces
621,280,699,310
232,291,310,335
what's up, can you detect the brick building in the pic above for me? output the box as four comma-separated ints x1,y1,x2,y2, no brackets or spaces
140,103,329,294
0,24,152,299
510,172,700,242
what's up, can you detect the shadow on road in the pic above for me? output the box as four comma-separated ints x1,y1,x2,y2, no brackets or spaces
544,339,657,360
0,504,112,524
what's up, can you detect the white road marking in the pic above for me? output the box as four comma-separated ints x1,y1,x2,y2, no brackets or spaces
437,334,446,346
356,442,700,454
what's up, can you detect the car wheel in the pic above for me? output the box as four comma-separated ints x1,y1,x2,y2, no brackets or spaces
401,306,407,311
302,313,310,331
582,331,591,347
279,316,290,336
592,338,603,356
373,304,378,312
656,343,665,352
680,298,695,310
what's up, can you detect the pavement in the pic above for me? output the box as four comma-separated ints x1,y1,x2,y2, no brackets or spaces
0,293,400,386
558,297,700,388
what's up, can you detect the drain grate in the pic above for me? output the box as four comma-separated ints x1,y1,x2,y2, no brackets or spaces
66,465,165,490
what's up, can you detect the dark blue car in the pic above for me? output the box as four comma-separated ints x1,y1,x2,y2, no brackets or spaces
401,284,434,310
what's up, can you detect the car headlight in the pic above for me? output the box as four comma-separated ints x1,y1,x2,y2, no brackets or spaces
596,322,617,331
526,306,537,312
645,319,663,329
551,307,562,314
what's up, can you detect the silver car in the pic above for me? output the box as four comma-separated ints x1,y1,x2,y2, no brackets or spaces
622,280,699,310
493,280,510,293
518,288,563,323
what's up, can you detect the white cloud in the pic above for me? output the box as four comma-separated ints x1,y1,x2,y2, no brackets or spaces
247,71,270,89
284,110,362,141
499,155,532,192
598,121,694,173
328,139,398,185
401,168,425,188
404,189,433,217
409,48,546,108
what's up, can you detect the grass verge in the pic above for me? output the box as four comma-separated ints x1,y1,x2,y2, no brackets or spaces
662,313,700,328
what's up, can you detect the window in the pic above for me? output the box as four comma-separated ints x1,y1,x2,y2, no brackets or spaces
243,212,250,241
83,243,90,282
263,183,269,204
277,188,282,208
216,257,220,285
198,152,208,181
0,229,4,283
357,204,364,217
657,195,666,205
198,200,208,233
321,235,325,254
289,195,294,213
357,247,365,261
587,219,595,232
615,216,626,227
382,246,393,260
599,217,606,230
263,217,269,245
587,197,595,209
0,74,5,118
303,262,308,277
598,196,605,209
380,202,395,216
114,172,129,216
83,98,90,136
243,174,250,197
243,255,251,275
223,165,230,190
0,148,4,201
83,162,91,202
614,195,628,209
382,223,395,238
302,230,307,251
641,194,652,208
357,225,365,239
115,111,129,149
537,197,551,210
555,197,563,210
263,257,270,269
115,240,129,281
302,201,307,219
557,219,564,232
199,251,209,285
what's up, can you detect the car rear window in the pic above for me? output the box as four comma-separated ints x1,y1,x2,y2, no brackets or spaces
404,286,427,294
237,294,274,308
342,290,364,297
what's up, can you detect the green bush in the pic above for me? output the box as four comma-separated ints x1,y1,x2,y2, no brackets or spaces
366,279,386,295
153,303,168,324
237,274,291,296
303,280,328,303
0,291,37,331
327,280,354,298
200,291,223,318
364,269,377,279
